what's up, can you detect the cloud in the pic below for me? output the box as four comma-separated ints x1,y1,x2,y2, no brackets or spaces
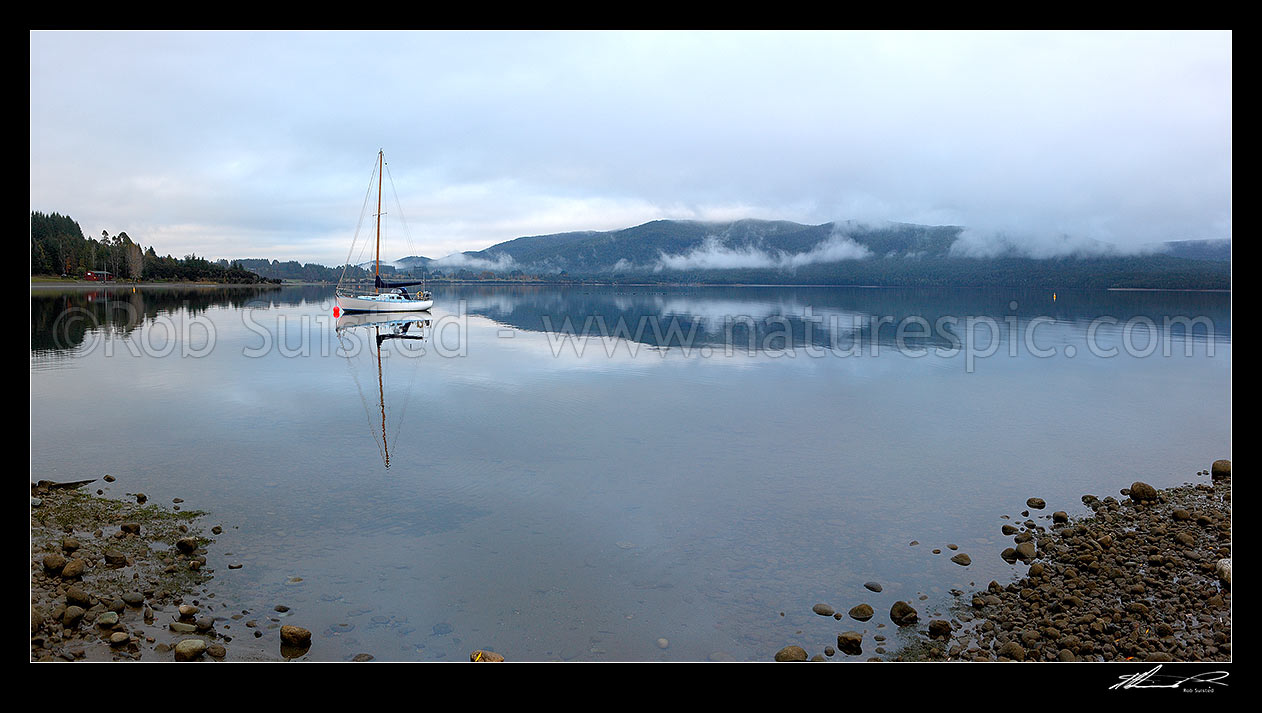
429,251,517,271
947,228,1160,259
653,230,871,272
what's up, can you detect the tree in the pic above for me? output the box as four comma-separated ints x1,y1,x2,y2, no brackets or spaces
126,242,143,282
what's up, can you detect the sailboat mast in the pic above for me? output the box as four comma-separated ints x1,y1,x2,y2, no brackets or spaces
375,150,383,294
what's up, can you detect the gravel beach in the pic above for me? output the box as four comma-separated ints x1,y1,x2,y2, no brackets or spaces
777,461,1231,663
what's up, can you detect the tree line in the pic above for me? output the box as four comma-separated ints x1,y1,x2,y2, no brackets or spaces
30,211,275,284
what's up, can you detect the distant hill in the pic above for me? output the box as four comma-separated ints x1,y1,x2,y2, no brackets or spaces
389,219,1229,289
1156,239,1231,262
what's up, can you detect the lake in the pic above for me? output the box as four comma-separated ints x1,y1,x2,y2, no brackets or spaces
29,283,1231,661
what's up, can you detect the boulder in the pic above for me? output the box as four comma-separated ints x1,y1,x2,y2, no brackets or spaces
1211,459,1230,480
1129,481,1158,502
774,645,808,662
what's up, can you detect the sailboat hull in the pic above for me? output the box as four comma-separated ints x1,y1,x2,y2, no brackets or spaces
337,294,434,313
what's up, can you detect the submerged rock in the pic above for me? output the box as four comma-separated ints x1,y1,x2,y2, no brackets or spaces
836,632,863,655
890,601,919,626
774,645,808,662
849,603,874,621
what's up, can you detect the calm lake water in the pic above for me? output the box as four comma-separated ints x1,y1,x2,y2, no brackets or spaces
29,283,1231,661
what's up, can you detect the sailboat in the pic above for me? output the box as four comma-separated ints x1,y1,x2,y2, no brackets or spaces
336,150,434,313
335,310,432,468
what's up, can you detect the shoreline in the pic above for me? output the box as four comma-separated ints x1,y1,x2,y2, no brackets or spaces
30,281,282,292
778,462,1231,663
34,464,1230,663
30,478,296,662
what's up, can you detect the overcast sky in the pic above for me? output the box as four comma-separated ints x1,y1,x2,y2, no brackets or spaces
30,30,1231,265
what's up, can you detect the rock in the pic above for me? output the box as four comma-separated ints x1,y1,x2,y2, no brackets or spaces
178,604,200,619
1000,547,1018,562
174,639,207,661
134,493,147,504
824,646,835,656
811,603,835,617
890,601,919,626
211,525,223,535
120,523,141,535
1027,497,1046,509
169,622,197,633
31,497,42,507
60,558,86,578
97,611,119,627
656,638,670,649
863,581,883,593
470,649,505,662
836,631,863,655
1052,511,1068,523
207,644,227,658
122,592,145,607
928,620,952,639
280,625,312,647
61,537,80,553
103,549,127,566
1001,524,1018,535
65,586,93,608
63,606,85,627
1216,558,1231,585
42,553,67,573
775,645,808,662
1015,541,1037,561
1211,459,1230,480
103,474,115,482
997,641,1025,661
274,605,291,613
1129,481,1158,502
950,553,972,566
848,603,874,621
109,631,130,646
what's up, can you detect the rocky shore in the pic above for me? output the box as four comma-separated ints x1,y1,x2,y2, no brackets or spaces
29,477,311,662
777,460,1231,663
31,478,505,663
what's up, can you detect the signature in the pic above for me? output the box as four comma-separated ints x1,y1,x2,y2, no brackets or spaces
1110,665,1229,690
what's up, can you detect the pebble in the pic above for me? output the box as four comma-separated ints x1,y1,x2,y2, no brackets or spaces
656,638,669,649
174,639,207,661
863,581,883,593
811,603,835,617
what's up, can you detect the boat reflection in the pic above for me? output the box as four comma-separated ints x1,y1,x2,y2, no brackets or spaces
335,311,432,469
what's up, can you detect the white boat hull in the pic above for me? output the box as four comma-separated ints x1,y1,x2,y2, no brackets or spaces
337,294,434,313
